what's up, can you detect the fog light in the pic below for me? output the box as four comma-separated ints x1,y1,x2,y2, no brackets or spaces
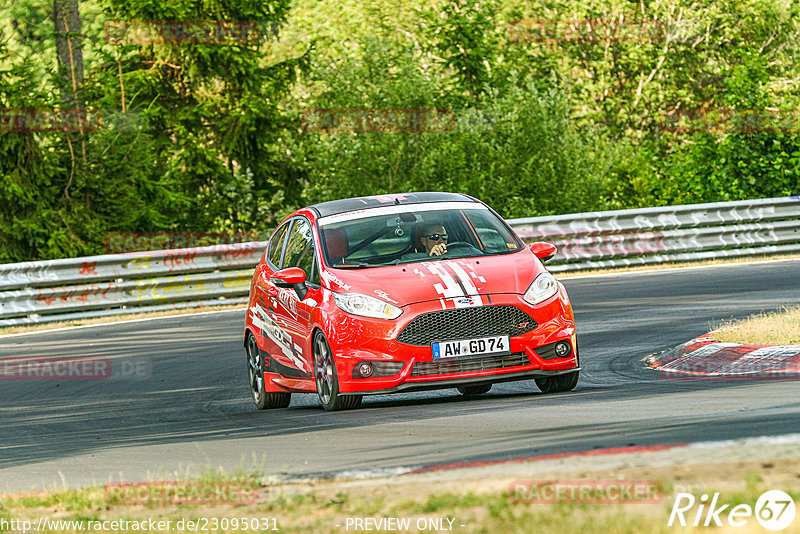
554,341,571,358
357,362,374,378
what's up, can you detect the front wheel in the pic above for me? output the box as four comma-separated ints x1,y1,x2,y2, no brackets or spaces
313,331,362,411
246,334,291,409
535,371,579,393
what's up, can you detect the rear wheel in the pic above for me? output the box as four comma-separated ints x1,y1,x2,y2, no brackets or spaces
457,384,492,396
313,331,362,411
246,334,291,409
535,371,579,393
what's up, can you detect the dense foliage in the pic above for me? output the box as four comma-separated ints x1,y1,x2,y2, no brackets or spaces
1,0,799,261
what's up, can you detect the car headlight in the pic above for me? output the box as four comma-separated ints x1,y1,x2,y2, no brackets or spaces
333,293,402,319
523,273,559,305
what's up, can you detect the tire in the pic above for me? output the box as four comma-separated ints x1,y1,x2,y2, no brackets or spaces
457,384,492,396
246,334,291,409
313,331,362,411
535,371,579,393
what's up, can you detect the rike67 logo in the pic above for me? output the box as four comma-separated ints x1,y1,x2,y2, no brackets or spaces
669,490,796,531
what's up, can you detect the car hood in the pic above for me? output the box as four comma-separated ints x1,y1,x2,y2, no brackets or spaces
321,251,545,306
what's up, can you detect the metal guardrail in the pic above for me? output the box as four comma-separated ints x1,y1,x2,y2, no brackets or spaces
0,243,266,327
1,197,798,327
507,196,800,272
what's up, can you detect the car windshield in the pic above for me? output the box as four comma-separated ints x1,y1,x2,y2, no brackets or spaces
317,204,522,268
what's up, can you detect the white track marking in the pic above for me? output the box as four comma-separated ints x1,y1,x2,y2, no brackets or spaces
560,256,800,280
0,308,246,338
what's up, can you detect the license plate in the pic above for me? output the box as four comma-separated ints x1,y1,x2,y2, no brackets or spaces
432,335,510,359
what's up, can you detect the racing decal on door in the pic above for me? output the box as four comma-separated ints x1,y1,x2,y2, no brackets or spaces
275,287,299,318
425,261,486,309
249,303,308,370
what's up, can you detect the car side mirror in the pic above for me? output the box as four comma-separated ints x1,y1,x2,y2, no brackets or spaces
528,242,558,263
271,267,308,299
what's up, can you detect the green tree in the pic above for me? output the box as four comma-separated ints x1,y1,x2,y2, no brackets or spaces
298,33,611,218
98,0,306,231
665,51,800,203
1,0,305,262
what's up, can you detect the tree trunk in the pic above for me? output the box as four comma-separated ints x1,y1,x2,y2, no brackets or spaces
53,0,84,106
54,0,86,196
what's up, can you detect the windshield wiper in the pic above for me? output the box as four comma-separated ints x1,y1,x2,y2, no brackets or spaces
332,262,373,269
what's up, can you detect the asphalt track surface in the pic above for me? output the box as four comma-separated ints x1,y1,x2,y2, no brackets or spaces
2,259,800,491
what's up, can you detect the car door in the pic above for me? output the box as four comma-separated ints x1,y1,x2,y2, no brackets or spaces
269,217,321,377
250,220,294,372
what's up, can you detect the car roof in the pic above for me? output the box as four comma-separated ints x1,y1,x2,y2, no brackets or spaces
309,192,476,217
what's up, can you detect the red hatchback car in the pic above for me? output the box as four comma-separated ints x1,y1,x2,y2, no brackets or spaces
244,192,579,410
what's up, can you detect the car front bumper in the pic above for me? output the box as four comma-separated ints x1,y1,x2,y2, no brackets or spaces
327,289,578,395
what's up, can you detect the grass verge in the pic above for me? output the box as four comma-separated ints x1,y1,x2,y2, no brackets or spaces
712,306,800,345
1,458,799,533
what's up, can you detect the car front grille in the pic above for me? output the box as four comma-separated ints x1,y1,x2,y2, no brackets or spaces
397,305,537,346
410,352,530,377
